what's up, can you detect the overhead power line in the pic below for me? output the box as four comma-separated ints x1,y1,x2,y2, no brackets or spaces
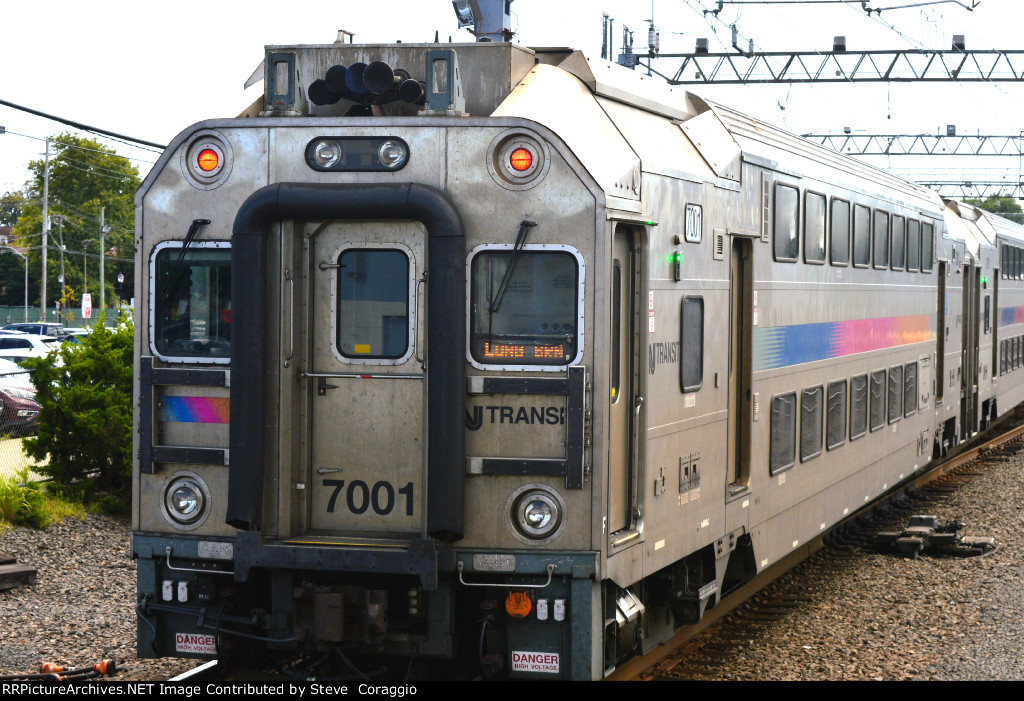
0,97,166,150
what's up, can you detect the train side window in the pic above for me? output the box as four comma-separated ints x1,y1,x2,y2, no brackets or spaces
770,392,797,475
984,295,991,334
800,386,824,462
804,191,826,264
1016,247,1022,280
873,210,890,269
904,362,918,416
869,369,886,432
681,296,704,392
1001,244,1008,279
826,379,847,450
907,219,921,272
921,222,934,272
336,248,410,360
849,374,868,441
853,204,871,268
774,184,799,262
470,247,581,367
887,365,903,424
891,215,906,271
151,242,231,362
830,198,850,266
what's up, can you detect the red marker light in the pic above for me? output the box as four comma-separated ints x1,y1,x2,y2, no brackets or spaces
509,148,533,172
197,149,220,172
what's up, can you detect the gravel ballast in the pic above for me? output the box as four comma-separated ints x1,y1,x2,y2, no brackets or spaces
0,514,200,681
1,446,1023,681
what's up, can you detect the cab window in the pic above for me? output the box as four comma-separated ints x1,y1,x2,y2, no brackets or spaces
152,244,231,360
470,248,580,366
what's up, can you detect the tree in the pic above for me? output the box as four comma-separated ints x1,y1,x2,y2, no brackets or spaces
0,190,23,227
963,196,1024,225
9,133,140,312
22,315,133,493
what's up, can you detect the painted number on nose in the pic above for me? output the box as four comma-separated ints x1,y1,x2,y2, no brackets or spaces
322,479,414,516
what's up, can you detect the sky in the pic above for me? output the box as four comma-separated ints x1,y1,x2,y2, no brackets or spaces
2,0,1023,196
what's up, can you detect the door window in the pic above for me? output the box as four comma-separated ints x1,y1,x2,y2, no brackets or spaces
336,249,410,359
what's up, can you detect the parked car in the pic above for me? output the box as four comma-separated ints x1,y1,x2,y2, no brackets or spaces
0,358,40,436
0,334,60,362
2,323,65,339
60,328,91,344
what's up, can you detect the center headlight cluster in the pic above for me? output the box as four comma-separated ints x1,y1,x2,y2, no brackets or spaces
507,485,566,544
306,137,410,172
161,472,211,530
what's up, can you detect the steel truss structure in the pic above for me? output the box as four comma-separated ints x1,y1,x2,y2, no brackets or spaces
803,134,1024,156
642,49,1024,84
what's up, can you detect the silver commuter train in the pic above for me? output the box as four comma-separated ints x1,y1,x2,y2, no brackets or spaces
131,37,1024,680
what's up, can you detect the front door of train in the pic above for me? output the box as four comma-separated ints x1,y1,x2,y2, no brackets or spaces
306,222,426,536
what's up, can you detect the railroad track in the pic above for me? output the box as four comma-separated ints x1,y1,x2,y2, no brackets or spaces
610,413,1024,681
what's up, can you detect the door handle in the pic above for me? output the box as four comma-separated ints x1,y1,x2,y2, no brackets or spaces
317,377,339,396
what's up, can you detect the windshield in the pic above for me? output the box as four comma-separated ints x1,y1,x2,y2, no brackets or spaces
153,246,231,359
470,250,579,366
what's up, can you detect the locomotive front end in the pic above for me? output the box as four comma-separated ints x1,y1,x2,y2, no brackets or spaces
133,41,606,679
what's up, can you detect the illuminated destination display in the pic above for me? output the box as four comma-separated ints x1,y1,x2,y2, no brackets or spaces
481,342,567,361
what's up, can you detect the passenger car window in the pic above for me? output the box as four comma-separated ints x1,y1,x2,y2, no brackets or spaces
873,210,889,269
887,365,903,424
774,184,799,262
904,362,918,416
770,392,797,475
869,369,886,432
336,248,410,359
891,215,906,270
921,222,934,272
826,379,847,450
853,205,871,268
681,296,704,392
470,249,580,366
800,386,823,462
804,192,826,264
849,374,867,440
152,245,231,360
830,199,850,266
907,219,921,272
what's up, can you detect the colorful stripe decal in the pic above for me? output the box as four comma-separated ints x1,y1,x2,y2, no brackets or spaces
159,396,230,423
753,314,933,372
1000,306,1024,327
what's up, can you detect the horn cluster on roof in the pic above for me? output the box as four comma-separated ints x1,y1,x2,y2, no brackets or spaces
308,61,426,113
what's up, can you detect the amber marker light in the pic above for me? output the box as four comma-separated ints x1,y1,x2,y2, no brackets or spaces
197,149,220,172
509,147,533,172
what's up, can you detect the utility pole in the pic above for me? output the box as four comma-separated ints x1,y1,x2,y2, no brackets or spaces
56,215,65,300
98,207,104,315
41,139,49,321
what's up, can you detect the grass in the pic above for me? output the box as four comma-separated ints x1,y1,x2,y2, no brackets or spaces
0,467,87,531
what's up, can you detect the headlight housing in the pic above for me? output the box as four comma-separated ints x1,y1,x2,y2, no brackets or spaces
506,485,566,545
161,472,211,530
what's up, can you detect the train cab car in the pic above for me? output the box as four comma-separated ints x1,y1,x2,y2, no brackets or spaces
131,37,1012,680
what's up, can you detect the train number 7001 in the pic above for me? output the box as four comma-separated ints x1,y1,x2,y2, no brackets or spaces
322,479,414,516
